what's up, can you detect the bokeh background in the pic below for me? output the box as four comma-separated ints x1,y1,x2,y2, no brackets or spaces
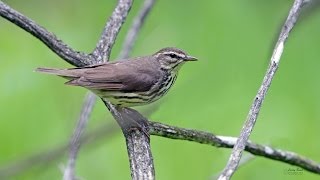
1,0,320,179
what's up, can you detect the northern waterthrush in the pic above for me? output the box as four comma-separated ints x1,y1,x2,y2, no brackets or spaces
36,47,197,107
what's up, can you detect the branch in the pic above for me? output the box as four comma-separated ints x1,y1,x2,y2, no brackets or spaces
0,1,92,67
103,101,155,180
118,0,156,59
117,107,155,180
218,0,311,179
97,0,156,179
92,0,133,63
63,0,134,179
149,122,320,174
63,93,96,180
1,121,319,179
3,0,316,179
65,0,155,179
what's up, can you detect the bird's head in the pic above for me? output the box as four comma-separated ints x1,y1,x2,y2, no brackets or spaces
153,47,197,72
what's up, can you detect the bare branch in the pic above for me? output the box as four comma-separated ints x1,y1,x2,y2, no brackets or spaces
64,0,155,179
212,154,255,179
2,0,316,179
63,0,135,178
118,107,154,180
149,122,320,175
119,0,156,59
63,93,96,180
92,0,133,63
0,1,92,67
96,0,156,179
218,1,311,179
103,101,155,180
2,121,319,179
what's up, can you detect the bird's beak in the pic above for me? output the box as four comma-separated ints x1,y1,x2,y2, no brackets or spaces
184,55,198,61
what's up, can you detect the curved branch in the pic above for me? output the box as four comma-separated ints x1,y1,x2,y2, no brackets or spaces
0,1,92,67
92,0,133,63
218,1,311,179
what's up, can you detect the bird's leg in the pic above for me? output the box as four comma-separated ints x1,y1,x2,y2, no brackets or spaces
115,106,150,140
102,99,150,140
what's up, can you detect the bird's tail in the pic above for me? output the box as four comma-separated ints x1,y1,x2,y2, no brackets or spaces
35,67,78,78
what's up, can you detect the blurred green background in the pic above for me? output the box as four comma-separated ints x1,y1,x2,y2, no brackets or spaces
1,0,320,179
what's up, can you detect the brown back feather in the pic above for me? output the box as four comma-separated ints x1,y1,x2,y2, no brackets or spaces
65,57,162,92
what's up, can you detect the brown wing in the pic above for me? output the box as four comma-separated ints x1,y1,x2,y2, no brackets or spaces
66,60,161,92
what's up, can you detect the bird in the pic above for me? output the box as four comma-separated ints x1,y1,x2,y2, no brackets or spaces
36,47,197,107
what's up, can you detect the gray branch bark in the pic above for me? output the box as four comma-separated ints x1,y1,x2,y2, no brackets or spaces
218,0,311,179
149,122,320,174
0,0,318,179
92,0,133,63
63,0,134,179
63,93,96,180
0,0,155,179
1,121,319,179
62,0,156,179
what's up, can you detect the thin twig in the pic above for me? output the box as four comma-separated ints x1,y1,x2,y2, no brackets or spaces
92,0,133,63
0,1,92,67
218,1,310,179
63,93,96,180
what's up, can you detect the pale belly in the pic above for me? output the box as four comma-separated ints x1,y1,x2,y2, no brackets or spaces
92,73,177,107
98,92,163,107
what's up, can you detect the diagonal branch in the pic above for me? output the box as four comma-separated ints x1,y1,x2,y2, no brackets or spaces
92,0,133,63
63,93,96,180
218,0,311,179
0,1,92,67
119,0,156,59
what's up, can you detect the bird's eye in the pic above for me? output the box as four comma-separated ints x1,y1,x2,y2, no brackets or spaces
168,53,178,59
